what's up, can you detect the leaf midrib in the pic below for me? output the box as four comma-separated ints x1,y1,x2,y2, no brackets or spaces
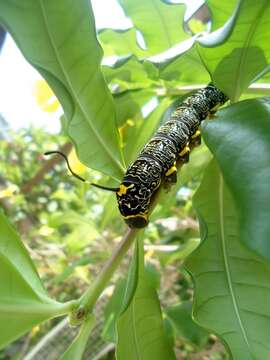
38,0,124,174
218,174,252,352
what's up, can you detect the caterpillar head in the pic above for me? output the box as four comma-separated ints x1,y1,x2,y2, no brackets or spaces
116,181,150,228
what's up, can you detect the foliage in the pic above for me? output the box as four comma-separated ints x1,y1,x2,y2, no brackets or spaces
0,0,270,359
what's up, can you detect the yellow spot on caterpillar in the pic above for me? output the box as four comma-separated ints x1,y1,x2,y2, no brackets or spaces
117,184,134,196
123,212,148,220
191,130,201,139
165,162,177,176
179,145,190,157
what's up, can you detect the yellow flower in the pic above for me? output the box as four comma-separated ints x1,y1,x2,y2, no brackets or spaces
33,79,60,112
0,184,18,199
68,148,86,176
39,225,54,237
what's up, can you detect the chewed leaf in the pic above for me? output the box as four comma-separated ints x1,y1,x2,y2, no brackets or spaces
202,98,270,261
118,0,188,55
185,160,270,359
197,0,270,101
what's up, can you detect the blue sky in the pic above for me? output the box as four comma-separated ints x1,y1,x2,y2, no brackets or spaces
0,0,201,132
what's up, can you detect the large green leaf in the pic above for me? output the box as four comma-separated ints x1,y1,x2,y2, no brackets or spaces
117,0,188,55
60,315,94,360
0,0,124,179
186,160,270,359
0,212,71,350
198,0,270,101
202,98,270,261
116,238,176,360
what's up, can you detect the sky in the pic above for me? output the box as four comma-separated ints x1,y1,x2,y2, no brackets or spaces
0,0,202,133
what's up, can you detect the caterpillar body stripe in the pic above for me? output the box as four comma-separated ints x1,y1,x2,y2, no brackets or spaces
116,84,228,228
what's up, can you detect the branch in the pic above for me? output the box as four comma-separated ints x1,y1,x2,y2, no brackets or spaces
73,228,139,322
21,142,72,194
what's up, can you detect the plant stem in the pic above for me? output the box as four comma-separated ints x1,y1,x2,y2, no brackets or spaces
78,228,139,313
75,141,201,320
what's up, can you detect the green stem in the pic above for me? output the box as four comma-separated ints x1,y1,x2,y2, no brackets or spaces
74,142,200,321
79,228,139,313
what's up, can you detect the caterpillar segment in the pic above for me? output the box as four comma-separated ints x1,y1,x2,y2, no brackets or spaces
117,84,228,228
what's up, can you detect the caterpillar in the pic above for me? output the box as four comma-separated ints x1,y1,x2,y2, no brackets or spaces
46,84,228,228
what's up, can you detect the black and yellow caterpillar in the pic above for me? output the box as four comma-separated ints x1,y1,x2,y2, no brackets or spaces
116,84,228,227
46,84,228,228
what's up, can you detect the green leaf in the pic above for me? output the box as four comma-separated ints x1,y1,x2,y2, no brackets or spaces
0,212,71,350
116,238,176,360
120,238,141,313
102,279,127,342
123,97,173,164
206,0,238,30
0,0,124,179
103,56,153,92
202,98,270,261
198,1,240,48
153,144,212,219
117,0,188,55
156,239,201,266
98,28,146,58
103,239,141,342
197,0,270,101
185,160,270,359
59,315,94,360
52,256,93,284
165,301,209,347
115,89,156,127
157,46,210,86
